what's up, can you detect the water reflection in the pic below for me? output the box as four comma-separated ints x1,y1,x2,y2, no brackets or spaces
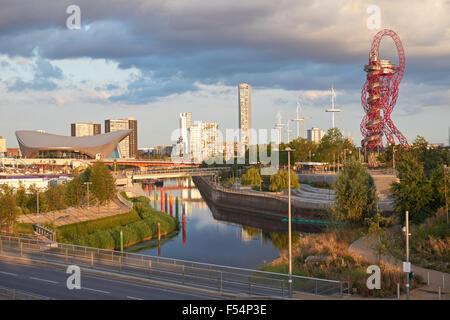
127,177,320,268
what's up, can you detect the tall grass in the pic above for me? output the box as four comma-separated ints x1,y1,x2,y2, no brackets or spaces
387,208,450,272
261,226,422,297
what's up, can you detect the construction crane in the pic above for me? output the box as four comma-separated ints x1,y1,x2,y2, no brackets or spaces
291,100,312,139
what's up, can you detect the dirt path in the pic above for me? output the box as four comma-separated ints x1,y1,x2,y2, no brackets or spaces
349,235,450,300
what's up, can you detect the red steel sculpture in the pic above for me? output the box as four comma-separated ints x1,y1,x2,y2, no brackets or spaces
360,29,408,151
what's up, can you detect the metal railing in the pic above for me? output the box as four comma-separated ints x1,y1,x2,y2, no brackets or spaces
138,167,224,175
0,235,349,298
34,224,56,242
117,192,134,210
0,285,51,300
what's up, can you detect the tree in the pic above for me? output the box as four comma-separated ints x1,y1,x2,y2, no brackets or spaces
65,174,86,207
365,211,391,263
315,128,356,165
391,152,434,223
0,185,19,232
330,158,377,224
241,167,262,186
90,161,117,209
289,138,318,163
15,183,27,211
269,169,300,192
429,164,450,214
46,184,67,212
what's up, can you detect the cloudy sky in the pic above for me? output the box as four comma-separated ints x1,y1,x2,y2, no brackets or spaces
0,0,449,148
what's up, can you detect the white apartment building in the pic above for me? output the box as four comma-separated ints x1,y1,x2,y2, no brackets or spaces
238,83,252,148
179,112,192,157
189,122,219,163
0,136,6,157
71,122,101,137
307,127,325,144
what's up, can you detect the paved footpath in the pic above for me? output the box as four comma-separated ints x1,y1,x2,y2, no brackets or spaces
349,235,450,300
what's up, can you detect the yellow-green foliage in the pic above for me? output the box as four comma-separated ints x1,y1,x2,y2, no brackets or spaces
269,169,299,192
241,167,262,186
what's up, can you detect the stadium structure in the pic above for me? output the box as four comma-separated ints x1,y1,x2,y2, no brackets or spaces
15,129,131,159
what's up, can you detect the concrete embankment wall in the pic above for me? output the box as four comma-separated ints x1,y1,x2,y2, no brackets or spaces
298,173,337,185
193,176,329,220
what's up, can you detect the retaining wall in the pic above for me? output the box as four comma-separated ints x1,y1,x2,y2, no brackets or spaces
193,176,329,221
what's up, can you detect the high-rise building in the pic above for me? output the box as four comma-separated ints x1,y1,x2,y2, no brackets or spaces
238,83,252,148
105,118,138,158
189,122,219,163
179,112,192,157
0,136,6,157
71,122,101,137
307,127,325,144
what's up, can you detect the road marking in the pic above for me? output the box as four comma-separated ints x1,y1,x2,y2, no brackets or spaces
0,271,18,276
81,274,221,299
29,276,58,284
82,287,110,294
126,296,144,300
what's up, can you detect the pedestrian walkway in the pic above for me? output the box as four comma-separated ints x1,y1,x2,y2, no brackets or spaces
349,235,450,300
17,198,130,227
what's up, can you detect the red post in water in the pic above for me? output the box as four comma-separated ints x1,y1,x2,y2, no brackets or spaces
182,213,186,247
158,222,161,241
160,188,163,212
164,192,168,213
158,243,161,257
169,194,173,216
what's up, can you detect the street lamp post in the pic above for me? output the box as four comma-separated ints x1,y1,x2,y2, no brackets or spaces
285,147,295,297
393,146,396,170
405,210,410,300
445,165,448,225
36,188,40,214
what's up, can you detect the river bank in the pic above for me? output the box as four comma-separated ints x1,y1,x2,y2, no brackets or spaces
57,196,179,250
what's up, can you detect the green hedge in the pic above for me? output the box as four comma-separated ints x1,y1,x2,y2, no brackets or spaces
57,210,141,242
58,196,178,249
72,211,177,249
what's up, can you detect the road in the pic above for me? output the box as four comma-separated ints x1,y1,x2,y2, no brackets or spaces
0,260,222,300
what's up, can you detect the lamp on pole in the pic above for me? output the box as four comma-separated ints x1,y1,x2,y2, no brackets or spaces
403,210,411,300
84,182,92,209
392,146,397,170
36,187,41,214
444,165,448,225
285,147,295,297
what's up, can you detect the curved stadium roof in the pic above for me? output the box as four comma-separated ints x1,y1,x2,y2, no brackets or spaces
15,130,132,159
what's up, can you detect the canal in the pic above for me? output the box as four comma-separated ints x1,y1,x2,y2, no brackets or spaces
126,177,310,269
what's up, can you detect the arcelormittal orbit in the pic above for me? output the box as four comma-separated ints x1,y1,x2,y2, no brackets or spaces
361,29,408,151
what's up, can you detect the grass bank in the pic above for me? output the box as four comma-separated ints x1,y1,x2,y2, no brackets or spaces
260,225,422,297
57,196,179,250
386,209,450,273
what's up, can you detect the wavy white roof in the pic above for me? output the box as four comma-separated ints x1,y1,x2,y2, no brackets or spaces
15,130,131,159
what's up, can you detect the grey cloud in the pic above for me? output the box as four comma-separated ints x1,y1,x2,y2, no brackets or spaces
0,0,448,104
